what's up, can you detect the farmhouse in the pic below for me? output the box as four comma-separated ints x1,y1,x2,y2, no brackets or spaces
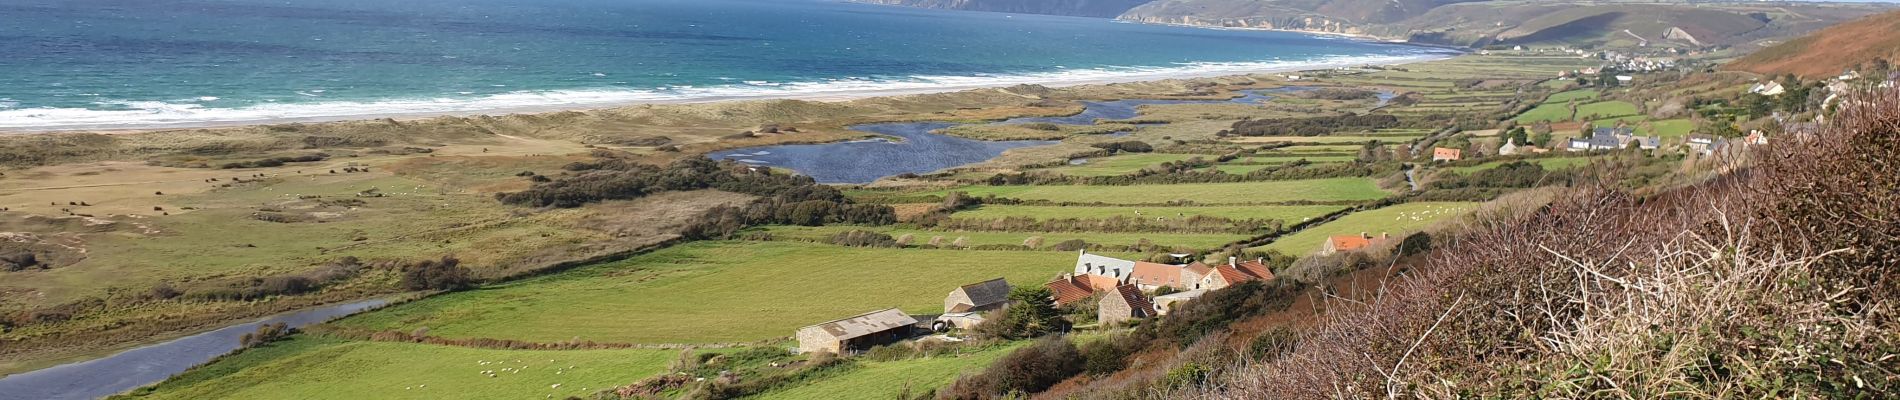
1046,273,1120,306
938,278,1010,329
1322,233,1388,255
1098,284,1155,326
1074,251,1136,282
945,278,1010,314
1198,257,1277,290
795,308,918,354
1497,138,1520,156
1750,81,1786,96
1568,127,1658,151
1432,147,1463,161
1127,261,1189,291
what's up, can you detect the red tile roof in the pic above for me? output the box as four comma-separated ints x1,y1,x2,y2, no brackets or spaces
1328,235,1374,252
1233,260,1276,281
1128,261,1185,288
1183,262,1213,276
1046,276,1094,306
1211,264,1258,285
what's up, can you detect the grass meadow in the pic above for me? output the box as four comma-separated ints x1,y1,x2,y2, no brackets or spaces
951,204,1344,223
753,225,1248,250
335,241,1082,344
931,178,1389,204
1252,202,1478,255
123,336,682,400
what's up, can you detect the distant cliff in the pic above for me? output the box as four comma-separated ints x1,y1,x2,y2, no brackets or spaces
850,0,1153,18
854,0,1892,50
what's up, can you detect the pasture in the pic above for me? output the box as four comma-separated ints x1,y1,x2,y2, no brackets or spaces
752,225,1249,250
951,204,1344,224
334,241,1081,344
1046,153,1213,177
1252,202,1478,255
931,178,1390,205
125,337,681,400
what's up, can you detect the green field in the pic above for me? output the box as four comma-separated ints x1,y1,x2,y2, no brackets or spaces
126,337,680,400
752,225,1248,250
1252,202,1479,255
1542,89,1599,104
1448,157,1594,173
1576,101,1638,119
952,204,1344,223
931,178,1390,205
335,241,1080,344
751,343,1023,400
1643,119,1694,138
1046,153,1212,177
1513,102,1575,123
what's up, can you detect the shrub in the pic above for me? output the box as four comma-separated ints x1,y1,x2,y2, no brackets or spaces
400,256,473,291
827,230,897,248
937,336,1083,399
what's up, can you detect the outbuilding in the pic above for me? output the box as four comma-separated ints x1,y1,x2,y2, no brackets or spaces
795,308,919,354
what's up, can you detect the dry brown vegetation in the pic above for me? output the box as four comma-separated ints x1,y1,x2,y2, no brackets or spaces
1187,88,1900,398
1727,10,1900,79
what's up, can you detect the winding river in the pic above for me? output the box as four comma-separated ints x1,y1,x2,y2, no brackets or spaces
714,88,1320,183
0,299,390,400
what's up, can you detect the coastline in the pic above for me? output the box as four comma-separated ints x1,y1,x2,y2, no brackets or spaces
0,52,1457,135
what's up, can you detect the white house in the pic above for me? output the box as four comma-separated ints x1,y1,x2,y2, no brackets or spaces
1751,81,1786,96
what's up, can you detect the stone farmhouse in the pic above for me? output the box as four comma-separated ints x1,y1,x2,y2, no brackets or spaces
795,308,918,354
1053,252,1280,323
1098,284,1154,326
937,278,1010,330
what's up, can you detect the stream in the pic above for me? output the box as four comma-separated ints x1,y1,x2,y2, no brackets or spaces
0,298,390,400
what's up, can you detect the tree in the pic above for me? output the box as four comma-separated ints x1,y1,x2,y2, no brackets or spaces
1531,130,1553,147
977,287,1065,340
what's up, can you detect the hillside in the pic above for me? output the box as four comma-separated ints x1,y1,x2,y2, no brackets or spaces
849,0,1153,18
1728,10,1900,78
854,0,1891,50
1123,1,1887,48
1119,0,1477,37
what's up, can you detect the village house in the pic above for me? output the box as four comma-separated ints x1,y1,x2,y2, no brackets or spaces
1127,261,1189,291
1568,127,1658,151
1497,138,1521,156
1322,232,1388,255
1750,80,1786,96
1098,284,1154,326
1685,134,1729,156
1432,147,1463,162
938,278,1010,330
1073,251,1136,282
1045,273,1121,306
1198,257,1276,291
795,308,919,354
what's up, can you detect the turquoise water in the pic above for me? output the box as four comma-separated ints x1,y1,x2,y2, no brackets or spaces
0,0,1449,129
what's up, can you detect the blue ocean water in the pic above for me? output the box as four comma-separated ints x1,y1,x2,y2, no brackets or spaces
0,0,1449,129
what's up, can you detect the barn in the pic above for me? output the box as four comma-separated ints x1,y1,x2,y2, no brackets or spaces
795,308,919,354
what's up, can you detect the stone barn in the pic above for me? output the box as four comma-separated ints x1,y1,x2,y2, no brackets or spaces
944,278,1010,314
1098,284,1155,326
795,308,919,354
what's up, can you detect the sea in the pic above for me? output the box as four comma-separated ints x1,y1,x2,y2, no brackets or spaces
0,0,1451,130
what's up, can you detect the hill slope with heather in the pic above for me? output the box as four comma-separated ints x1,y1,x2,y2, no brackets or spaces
1728,10,1900,78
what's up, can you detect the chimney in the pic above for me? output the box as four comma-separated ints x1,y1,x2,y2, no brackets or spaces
1361,231,1370,239
1381,232,1390,240
1228,256,1238,267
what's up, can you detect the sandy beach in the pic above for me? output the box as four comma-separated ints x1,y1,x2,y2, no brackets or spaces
0,53,1454,135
